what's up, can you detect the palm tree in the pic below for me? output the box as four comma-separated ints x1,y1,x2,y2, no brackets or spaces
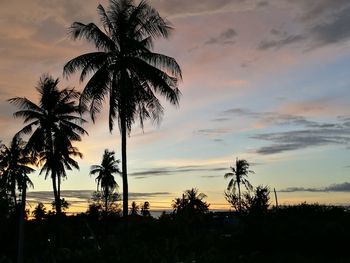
172,188,209,215
90,149,120,215
0,136,34,263
9,74,87,214
63,0,182,217
224,158,254,212
0,137,34,206
129,201,139,216
140,201,150,217
32,202,47,220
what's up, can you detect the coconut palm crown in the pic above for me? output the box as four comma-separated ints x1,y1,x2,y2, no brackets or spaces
224,158,254,212
9,74,87,214
90,149,120,214
64,0,182,217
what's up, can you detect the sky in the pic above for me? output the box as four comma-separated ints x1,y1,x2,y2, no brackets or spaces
1,0,350,213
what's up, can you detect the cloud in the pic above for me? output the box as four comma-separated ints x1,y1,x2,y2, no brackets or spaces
308,6,350,48
257,1,350,51
205,28,237,45
257,34,306,50
217,107,350,155
279,182,350,192
221,107,321,127
257,1,269,8
150,0,244,17
130,165,227,179
196,128,232,136
252,126,350,155
27,190,171,203
33,17,67,43
293,0,350,22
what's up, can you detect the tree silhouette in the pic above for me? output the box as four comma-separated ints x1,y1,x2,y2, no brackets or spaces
0,137,34,206
90,149,120,215
140,201,150,217
224,158,254,212
32,202,47,220
9,74,87,214
0,137,34,263
129,201,139,216
64,0,182,217
225,185,270,215
172,188,209,216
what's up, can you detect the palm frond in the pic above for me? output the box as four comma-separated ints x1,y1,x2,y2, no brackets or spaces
69,22,116,51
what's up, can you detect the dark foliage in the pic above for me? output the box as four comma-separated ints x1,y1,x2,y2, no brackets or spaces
0,203,349,262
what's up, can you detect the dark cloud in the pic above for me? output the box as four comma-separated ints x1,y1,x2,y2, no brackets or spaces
205,28,237,45
212,117,231,122
258,1,350,51
196,128,232,136
27,190,171,203
33,17,67,43
257,1,269,8
131,165,227,179
38,0,94,23
150,0,242,17
293,0,350,21
217,107,350,155
308,6,350,48
252,126,350,155
129,192,171,198
221,107,321,127
279,182,350,192
257,34,306,50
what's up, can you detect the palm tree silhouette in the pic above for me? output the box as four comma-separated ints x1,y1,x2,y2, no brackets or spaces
0,136,34,263
172,188,209,215
129,201,139,216
224,158,254,212
90,149,120,215
140,201,150,217
63,0,182,217
9,74,87,214
0,137,34,206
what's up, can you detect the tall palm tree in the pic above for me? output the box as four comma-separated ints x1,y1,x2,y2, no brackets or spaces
9,74,87,214
224,158,254,212
63,0,182,217
90,149,120,215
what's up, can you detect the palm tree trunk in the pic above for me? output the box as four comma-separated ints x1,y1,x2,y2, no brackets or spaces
58,174,61,210
104,188,108,217
121,115,128,218
52,171,61,215
119,70,128,219
238,181,241,213
48,128,61,215
11,183,17,207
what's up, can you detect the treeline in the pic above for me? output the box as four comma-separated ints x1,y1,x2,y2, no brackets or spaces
0,200,348,262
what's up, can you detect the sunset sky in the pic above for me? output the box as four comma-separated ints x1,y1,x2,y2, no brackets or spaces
1,0,350,212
